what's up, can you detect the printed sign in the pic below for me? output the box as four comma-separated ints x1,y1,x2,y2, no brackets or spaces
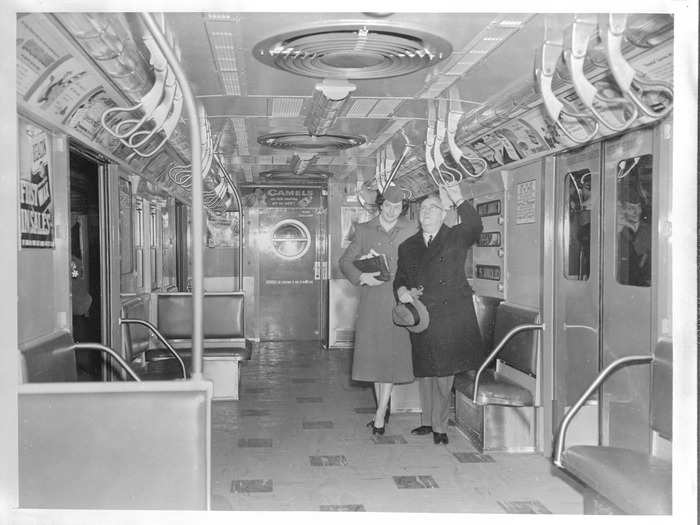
241,186,322,208
19,123,54,248
516,179,537,225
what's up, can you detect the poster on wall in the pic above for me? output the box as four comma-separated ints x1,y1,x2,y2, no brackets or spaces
206,211,240,248
19,123,54,248
240,186,322,208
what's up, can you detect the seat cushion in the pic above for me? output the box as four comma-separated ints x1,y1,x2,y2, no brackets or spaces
561,446,671,515
454,369,533,406
143,343,252,362
132,358,188,381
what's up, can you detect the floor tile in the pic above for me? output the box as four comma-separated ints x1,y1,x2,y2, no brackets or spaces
238,438,273,448
297,396,323,403
320,504,365,511
372,435,407,444
393,475,439,489
310,455,348,466
241,409,271,416
231,479,273,493
498,500,552,513
453,452,495,463
303,421,334,429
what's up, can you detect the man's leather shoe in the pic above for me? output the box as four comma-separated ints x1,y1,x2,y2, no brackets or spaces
433,432,448,444
410,425,433,435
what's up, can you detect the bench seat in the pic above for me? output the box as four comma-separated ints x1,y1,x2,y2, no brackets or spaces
453,303,541,453
454,369,533,406
561,445,671,515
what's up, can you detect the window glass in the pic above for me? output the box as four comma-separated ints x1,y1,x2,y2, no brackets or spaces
564,168,592,280
271,220,310,260
615,154,653,287
118,178,133,274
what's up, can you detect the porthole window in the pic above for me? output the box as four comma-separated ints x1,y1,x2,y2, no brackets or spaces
271,219,311,260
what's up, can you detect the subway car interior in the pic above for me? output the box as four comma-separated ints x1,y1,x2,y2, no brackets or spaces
2,3,698,524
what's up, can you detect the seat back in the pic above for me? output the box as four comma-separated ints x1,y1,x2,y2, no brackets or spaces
19,331,77,383
120,294,151,359
19,380,212,509
157,292,245,341
493,304,540,377
651,339,672,440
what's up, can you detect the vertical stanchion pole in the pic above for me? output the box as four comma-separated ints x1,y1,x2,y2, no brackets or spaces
140,12,203,379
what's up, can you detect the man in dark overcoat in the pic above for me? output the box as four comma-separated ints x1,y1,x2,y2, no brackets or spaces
394,183,485,444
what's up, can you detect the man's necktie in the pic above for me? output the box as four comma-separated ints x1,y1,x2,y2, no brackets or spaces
426,235,433,247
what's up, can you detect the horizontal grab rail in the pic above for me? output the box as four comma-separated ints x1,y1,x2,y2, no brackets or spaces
119,318,188,379
72,342,142,382
552,354,653,467
472,323,545,403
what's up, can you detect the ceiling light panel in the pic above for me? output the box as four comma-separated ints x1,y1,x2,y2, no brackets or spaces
205,20,246,96
219,71,241,96
204,13,238,21
230,117,248,155
444,56,481,76
497,14,533,27
271,97,304,118
368,99,402,118
345,99,378,118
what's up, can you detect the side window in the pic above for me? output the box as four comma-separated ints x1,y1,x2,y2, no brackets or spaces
118,178,133,275
564,168,592,281
615,154,653,287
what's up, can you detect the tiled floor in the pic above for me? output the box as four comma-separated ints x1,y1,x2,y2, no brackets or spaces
210,341,584,513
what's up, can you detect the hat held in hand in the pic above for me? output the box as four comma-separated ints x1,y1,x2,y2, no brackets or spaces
392,299,429,333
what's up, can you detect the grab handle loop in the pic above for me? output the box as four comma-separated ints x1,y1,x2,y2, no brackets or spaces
535,39,599,144
563,18,638,132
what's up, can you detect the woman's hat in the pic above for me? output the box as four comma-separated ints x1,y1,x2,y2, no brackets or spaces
382,184,404,204
392,299,429,333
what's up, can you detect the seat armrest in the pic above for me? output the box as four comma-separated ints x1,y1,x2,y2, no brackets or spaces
553,355,652,467
472,323,544,403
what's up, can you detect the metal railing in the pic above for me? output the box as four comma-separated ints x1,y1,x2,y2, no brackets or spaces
552,354,653,467
472,323,545,403
119,318,187,379
72,342,142,382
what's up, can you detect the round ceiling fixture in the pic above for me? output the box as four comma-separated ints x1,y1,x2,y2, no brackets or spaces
258,132,365,152
253,21,452,79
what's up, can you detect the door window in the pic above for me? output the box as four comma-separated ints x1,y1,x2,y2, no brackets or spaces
615,154,653,287
564,168,593,281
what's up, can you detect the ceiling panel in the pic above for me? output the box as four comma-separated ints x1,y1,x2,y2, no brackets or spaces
164,12,544,183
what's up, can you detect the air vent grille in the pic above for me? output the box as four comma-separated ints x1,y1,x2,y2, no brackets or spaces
260,169,331,180
253,21,452,79
258,132,365,152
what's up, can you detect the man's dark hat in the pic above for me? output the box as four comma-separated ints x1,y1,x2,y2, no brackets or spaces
392,299,429,333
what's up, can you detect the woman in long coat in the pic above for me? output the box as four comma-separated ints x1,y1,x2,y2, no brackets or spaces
394,185,485,443
339,185,417,435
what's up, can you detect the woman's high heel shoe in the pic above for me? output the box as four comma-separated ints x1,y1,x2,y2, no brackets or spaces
371,422,385,435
